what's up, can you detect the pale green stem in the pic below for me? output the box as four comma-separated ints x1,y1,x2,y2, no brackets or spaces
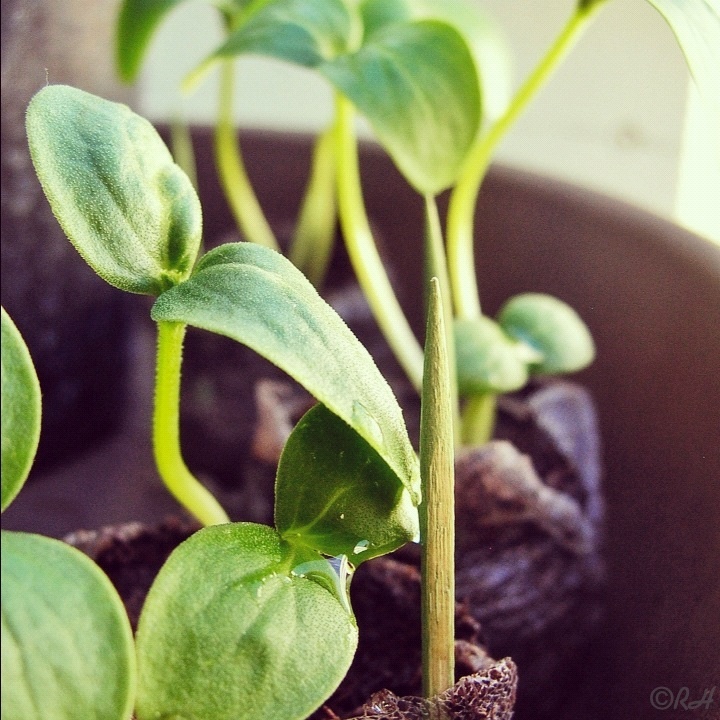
154,321,229,526
420,278,456,699
170,116,198,191
447,4,605,320
215,60,279,250
460,392,497,447
288,123,337,289
334,93,424,392
424,194,461,448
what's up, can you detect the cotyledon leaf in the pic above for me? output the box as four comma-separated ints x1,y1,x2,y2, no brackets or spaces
192,4,480,195
320,18,481,195
151,242,421,504
1,531,136,720
1,308,41,512
26,85,201,296
360,0,511,123
210,0,356,67
183,0,357,89
498,293,595,376
135,522,357,720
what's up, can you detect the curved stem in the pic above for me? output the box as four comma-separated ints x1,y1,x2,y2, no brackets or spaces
154,321,229,526
215,60,279,250
334,93,424,392
288,123,337,289
170,116,197,192
447,4,605,320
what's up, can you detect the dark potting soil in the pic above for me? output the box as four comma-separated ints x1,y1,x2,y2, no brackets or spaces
65,518,200,631
68,519,518,720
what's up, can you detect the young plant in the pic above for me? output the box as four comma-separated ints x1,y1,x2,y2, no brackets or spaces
25,83,422,719
117,0,345,274
1,307,136,720
444,0,719,443
131,0,716,448
116,1,480,395
110,0,595,447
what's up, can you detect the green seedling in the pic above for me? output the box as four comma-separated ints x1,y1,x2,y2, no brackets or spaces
114,0,719,450
1,307,136,720
444,0,719,442
116,0,483,392
12,0,718,712
25,83,422,719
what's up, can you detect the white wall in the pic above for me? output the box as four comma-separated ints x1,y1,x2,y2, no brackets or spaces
136,0,716,238
675,84,720,243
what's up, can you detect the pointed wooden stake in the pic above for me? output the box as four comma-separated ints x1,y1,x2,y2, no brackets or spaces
420,278,456,700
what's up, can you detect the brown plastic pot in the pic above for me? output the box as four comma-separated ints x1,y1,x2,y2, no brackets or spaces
3,130,718,719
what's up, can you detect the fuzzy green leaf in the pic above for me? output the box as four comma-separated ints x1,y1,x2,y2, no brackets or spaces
321,19,481,195
135,523,357,720
1,531,136,720
498,293,595,376
26,85,202,296
455,316,533,395
644,0,720,129
276,404,418,563
1,309,41,512
152,242,421,503
212,0,355,67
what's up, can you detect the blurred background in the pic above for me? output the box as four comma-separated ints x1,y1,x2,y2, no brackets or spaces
3,0,718,243
133,0,719,243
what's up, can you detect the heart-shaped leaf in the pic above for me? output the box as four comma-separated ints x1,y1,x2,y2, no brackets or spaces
276,404,418,563
151,242,421,503
320,19,481,195
26,85,202,296
454,316,534,395
1,308,41,512
498,293,595,375
360,0,511,123
196,4,480,195
1,531,136,720
135,522,357,720
211,0,355,67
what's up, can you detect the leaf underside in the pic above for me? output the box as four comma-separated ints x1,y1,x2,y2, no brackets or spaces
276,403,418,562
152,242,420,503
